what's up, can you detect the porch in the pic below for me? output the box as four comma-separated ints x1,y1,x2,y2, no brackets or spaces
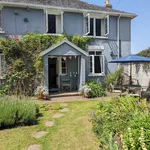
40,38,88,93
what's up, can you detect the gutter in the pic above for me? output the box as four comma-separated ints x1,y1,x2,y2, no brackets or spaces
0,2,137,18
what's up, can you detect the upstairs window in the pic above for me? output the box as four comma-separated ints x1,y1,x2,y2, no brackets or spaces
85,13,90,35
48,15,56,33
89,51,105,75
87,18,101,36
85,14,109,37
46,10,63,34
61,58,67,75
104,15,109,35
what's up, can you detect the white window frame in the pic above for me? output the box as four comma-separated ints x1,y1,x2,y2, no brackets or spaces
104,15,109,35
85,13,90,35
45,10,48,33
45,10,63,34
85,16,104,37
61,11,64,33
61,58,67,75
89,51,105,76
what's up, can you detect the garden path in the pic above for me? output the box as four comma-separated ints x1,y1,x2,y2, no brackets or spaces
27,103,69,150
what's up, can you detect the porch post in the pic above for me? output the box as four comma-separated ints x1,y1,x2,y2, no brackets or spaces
79,55,86,88
43,55,49,90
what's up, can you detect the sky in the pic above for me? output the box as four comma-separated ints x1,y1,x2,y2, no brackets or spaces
83,0,149,54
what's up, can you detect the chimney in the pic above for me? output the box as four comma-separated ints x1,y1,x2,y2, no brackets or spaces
104,0,113,8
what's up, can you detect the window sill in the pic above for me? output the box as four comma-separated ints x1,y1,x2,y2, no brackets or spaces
44,33,63,36
88,73,105,77
83,35,108,39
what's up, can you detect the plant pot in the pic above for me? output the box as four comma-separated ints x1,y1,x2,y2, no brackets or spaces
37,94,44,100
84,94,88,98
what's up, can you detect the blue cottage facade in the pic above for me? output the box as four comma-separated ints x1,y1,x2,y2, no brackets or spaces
0,0,137,92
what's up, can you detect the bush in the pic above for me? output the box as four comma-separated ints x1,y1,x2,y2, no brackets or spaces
104,68,124,92
0,98,39,129
86,81,106,98
92,96,150,149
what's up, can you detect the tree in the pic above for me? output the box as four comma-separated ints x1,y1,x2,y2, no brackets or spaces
138,47,150,57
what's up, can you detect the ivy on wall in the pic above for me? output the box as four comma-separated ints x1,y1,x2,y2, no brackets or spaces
0,33,92,96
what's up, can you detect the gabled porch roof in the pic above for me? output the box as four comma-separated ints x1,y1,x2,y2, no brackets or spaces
40,38,88,57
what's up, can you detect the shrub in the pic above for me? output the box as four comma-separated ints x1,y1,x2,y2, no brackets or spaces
104,68,124,92
92,96,150,149
86,81,106,98
0,98,39,129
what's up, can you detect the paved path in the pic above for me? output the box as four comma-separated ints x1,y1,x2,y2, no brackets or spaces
35,96,110,104
27,102,70,150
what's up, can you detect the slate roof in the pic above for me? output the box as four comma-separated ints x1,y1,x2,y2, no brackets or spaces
0,0,136,16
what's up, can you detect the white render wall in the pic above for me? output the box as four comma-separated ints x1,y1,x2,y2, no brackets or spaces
123,64,150,88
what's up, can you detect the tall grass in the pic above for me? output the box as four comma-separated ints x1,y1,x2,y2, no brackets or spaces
0,98,39,129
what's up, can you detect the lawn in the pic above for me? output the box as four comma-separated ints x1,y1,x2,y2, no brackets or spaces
0,100,100,150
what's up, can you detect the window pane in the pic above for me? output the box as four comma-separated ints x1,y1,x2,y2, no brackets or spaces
104,16,108,35
48,15,56,33
96,51,102,55
62,62,66,67
89,51,95,55
89,56,93,73
96,19,101,36
61,58,67,74
94,56,101,73
62,68,66,74
85,15,89,34
88,18,94,36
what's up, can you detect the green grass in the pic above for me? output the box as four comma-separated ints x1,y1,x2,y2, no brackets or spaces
0,100,100,150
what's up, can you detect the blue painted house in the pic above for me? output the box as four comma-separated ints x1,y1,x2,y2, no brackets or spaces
0,0,137,92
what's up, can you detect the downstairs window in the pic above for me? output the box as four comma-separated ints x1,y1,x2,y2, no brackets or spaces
89,51,105,75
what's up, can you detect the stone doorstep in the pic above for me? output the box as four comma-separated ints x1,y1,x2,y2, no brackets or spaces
45,121,54,127
52,113,64,118
33,131,48,139
27,144,41,150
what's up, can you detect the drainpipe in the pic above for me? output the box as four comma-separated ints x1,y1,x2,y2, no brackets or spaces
117,14,121,59
117,14,121,69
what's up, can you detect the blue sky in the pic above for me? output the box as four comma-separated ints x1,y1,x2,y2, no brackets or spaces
84,0,149,54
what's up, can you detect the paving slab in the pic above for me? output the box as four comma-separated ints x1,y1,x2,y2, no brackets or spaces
52,113,64,118
45,121,54,127
27,144,41,150
60,108,69,112
33,131,48,139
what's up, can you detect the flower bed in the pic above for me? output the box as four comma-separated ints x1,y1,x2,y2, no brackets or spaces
92,96,150,149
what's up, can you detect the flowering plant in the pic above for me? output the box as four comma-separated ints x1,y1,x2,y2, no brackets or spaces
35,86,49,100
79,85,91,97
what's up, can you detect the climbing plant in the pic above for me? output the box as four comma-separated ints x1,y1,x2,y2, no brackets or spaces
0,33,92,96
